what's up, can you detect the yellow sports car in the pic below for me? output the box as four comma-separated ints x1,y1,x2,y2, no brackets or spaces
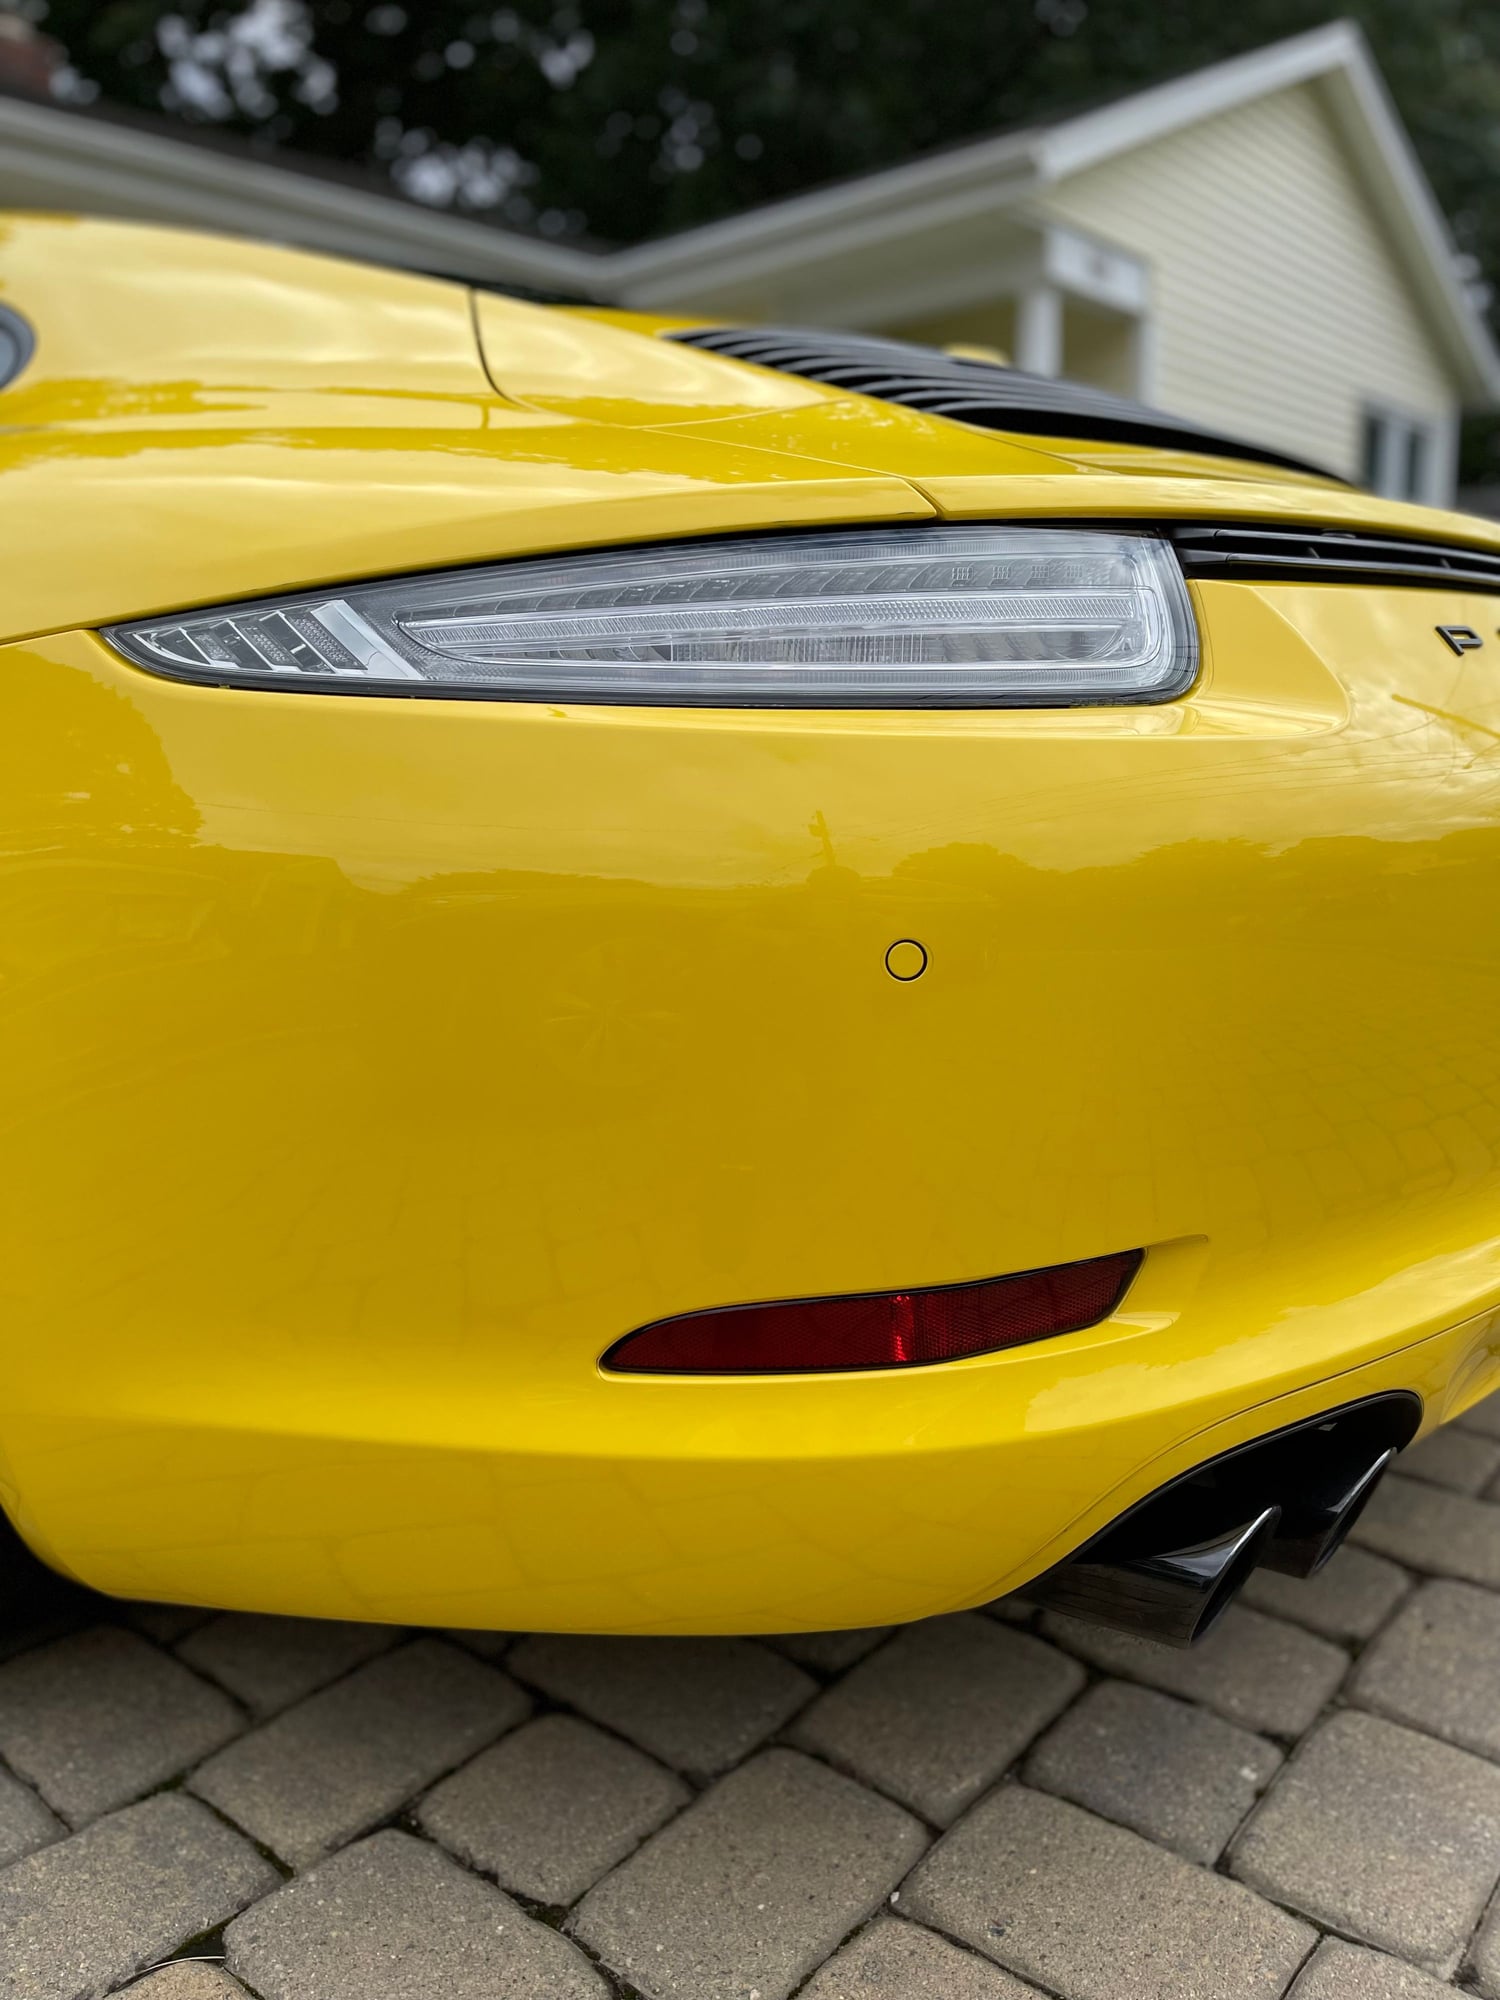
2,212,1497,1647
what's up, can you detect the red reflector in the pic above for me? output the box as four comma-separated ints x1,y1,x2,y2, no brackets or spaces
604,1250,1142,1374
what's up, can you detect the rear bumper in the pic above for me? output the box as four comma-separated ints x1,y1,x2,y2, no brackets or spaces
7,582,1500,1631
7,1284,1500,1633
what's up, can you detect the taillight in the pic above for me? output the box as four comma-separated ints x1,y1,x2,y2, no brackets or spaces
105,526,1197,710
603,1250,1142,1375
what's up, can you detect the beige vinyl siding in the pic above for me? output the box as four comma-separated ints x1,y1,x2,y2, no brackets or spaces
1040,82,1456,484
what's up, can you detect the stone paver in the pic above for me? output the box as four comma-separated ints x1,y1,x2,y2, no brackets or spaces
572,1748,927,2000
0,1612,84,1670
509,1633,814,1776
1353,1475,1500,1587
1041,1604,1347,1737
1241,1546,1411,1643
418,1713,689,1905
0,1767,64,1868
1024,1679,1281,1863
1289,1937,1456,1997
800,1916,1044,1998
0,1627,242,1826
1400,1426,1500,1496
982,1598,1037,1626
121,1605,214,1647
177,1614,398,1715
0,1793,276,2000
226,1828,606,1999
1466,1889,1500,1996
124,1969,251,1998
765,1627,893,1673
793,1614,1083,1824
190,1637,529,1867
442,1627,511,1659
1232,1710,1500,1974
1457,1394,1500,1442
903,1784,1314,2000
1351,1580,1500,1758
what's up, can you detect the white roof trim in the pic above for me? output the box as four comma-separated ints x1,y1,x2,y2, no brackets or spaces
1031,20,1366,176
0,90,599,294
606,141,1042,294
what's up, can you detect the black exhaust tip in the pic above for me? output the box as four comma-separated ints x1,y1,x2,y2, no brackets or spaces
1208,1400,1418,1579
1024,1504,1281,1647
1260,1443,1397,1578
1018,1392,1420,1646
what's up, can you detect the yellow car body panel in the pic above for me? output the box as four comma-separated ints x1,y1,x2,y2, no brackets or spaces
6,214,1500,1630
0,215,936,641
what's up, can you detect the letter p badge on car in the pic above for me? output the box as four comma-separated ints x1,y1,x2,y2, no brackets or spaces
1438,624,1484,655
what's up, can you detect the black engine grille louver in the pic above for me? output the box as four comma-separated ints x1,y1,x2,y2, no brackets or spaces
1173,524,1500,594
668,324,1334,481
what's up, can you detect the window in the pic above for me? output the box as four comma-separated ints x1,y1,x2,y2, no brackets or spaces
1361,405,1438,503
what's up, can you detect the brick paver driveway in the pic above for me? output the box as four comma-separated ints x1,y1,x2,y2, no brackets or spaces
6,1404,1500,1998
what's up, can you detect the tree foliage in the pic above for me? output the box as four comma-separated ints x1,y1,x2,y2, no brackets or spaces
21,0,1500,471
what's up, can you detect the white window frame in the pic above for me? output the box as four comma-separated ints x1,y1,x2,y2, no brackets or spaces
1360,401,1442,504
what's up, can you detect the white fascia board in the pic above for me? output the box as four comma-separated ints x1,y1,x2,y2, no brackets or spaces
1033,20,1365,178
613,185,1042,316
609,149,1041,298
625,234,1050,330
0,94,600,295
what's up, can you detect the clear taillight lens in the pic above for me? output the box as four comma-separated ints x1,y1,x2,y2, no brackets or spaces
106,525,1197,708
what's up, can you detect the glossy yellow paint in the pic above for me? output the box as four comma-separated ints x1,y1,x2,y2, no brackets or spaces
0,216,932,641
7,215,1500,1630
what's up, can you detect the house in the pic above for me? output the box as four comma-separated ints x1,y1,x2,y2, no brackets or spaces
2,19,1495,503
